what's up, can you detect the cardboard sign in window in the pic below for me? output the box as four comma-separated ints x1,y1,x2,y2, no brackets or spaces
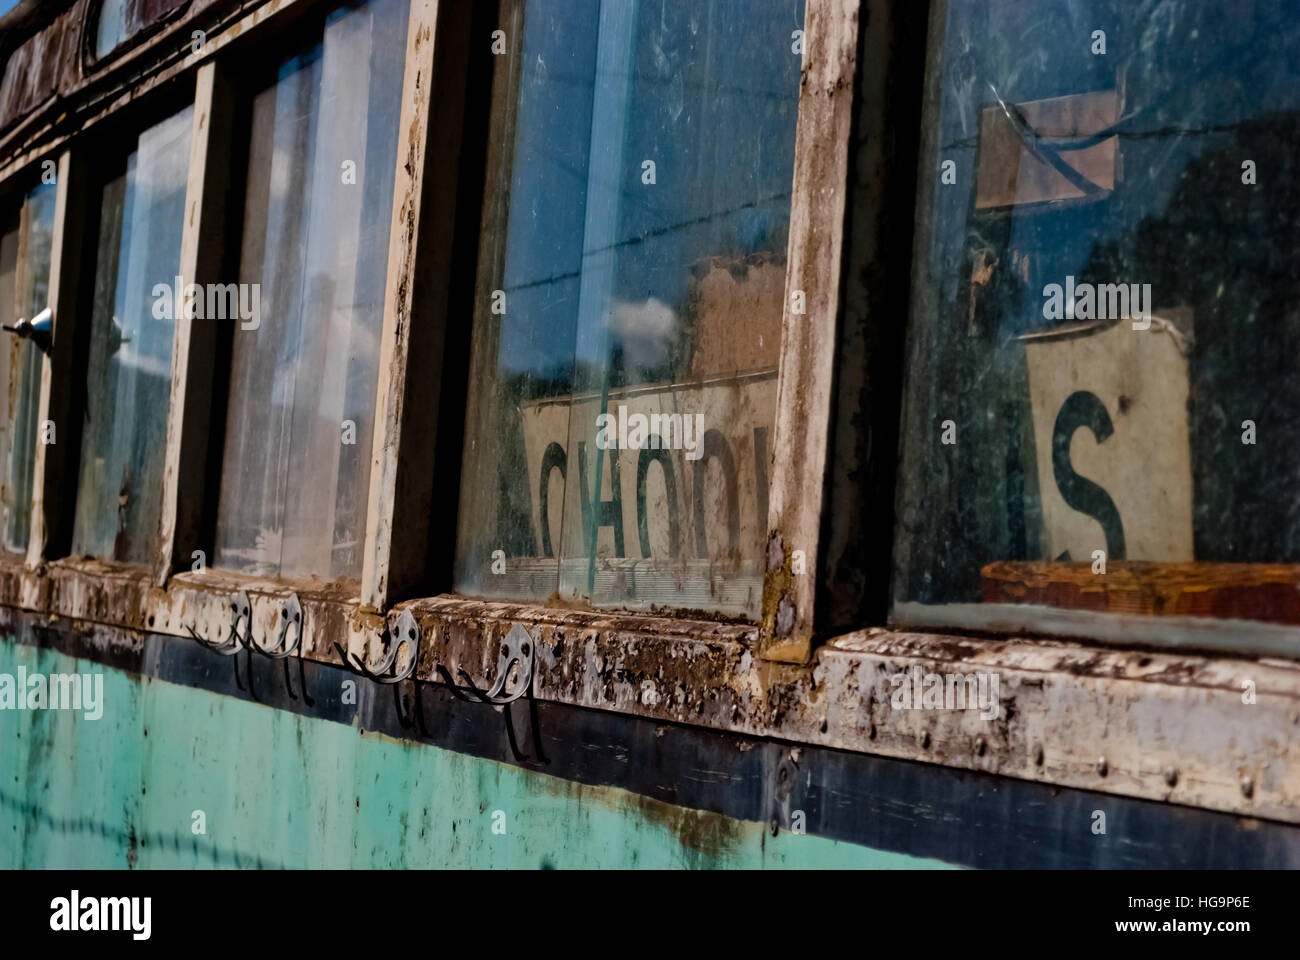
1021,310,1194,564
976,89,1120,211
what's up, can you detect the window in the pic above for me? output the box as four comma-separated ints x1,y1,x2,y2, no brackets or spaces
93,0,132,59
71,104,193,564
92,0,189,62
211,0,408,582
454,0,805,618
0,181,55,553
895,0,1300,644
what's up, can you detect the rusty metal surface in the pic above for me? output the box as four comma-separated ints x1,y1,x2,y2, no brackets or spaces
5,607,1299,867
1,545,1294,824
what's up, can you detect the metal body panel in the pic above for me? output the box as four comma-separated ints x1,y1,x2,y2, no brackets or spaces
3,614,1297,868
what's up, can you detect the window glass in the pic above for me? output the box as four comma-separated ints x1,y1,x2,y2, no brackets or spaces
94,0,130,59
212,0,407,582
895,0,1300,643
71,105,193,563
0,182,55,553
454,0,805,618
94,0,189,60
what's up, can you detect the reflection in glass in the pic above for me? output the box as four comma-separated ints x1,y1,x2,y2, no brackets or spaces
0,182,55,552
895,0,1300,641
72,105,193,564
212,0,407,582
94,0,129,59
455,0,804,617
94,0,188,60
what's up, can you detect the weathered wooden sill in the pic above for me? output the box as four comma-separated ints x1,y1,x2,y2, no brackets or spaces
0,551,1295,825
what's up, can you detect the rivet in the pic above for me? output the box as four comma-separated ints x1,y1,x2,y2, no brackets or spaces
1165,768,1179,788
1241,777,1255,799
974,736,986,757
1097,757,1108,777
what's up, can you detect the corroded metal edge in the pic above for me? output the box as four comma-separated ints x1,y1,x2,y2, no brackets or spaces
9,608,1300,867
2,552,1296,825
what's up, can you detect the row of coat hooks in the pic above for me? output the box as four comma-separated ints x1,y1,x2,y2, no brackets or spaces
184,595,545,763
186,591,311,704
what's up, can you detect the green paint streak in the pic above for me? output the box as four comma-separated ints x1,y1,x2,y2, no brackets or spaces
0,636,956,869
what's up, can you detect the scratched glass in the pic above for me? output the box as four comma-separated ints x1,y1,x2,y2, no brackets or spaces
0,181,55,553
454,0,804,617
72,105,193,564
894,0,1300,649
211,0,407,583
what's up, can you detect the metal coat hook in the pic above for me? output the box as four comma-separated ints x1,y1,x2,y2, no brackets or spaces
184,590,251,656
436,623,544,764
248,594,303,659
184,591,254,693
243,593,314,705
333,609,424,732
441,622,535,706
332,609,419,684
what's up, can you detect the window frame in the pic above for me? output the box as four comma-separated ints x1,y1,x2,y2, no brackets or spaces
890,0,1300,660
83,0,193,74
0,172,57,556
447,0,812,620
0,0,861,652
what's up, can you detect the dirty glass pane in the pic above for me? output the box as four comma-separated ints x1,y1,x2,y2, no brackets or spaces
94,0,130,59
212,0,407,583
71,105,193,564
94,0,189,60
454,0,804,617
894,0,1300,648
0,182,54,554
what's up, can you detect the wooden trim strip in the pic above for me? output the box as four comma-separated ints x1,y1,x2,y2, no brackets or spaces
982,560,1300,624
360,0,474,611
154,58,236,586
760,0,860,663
26,147,87,569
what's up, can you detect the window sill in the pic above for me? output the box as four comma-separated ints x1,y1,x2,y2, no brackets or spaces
407,596,1300,824
1,556,1295,824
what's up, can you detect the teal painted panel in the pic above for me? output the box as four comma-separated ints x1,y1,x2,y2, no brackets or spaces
0,635,956,869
